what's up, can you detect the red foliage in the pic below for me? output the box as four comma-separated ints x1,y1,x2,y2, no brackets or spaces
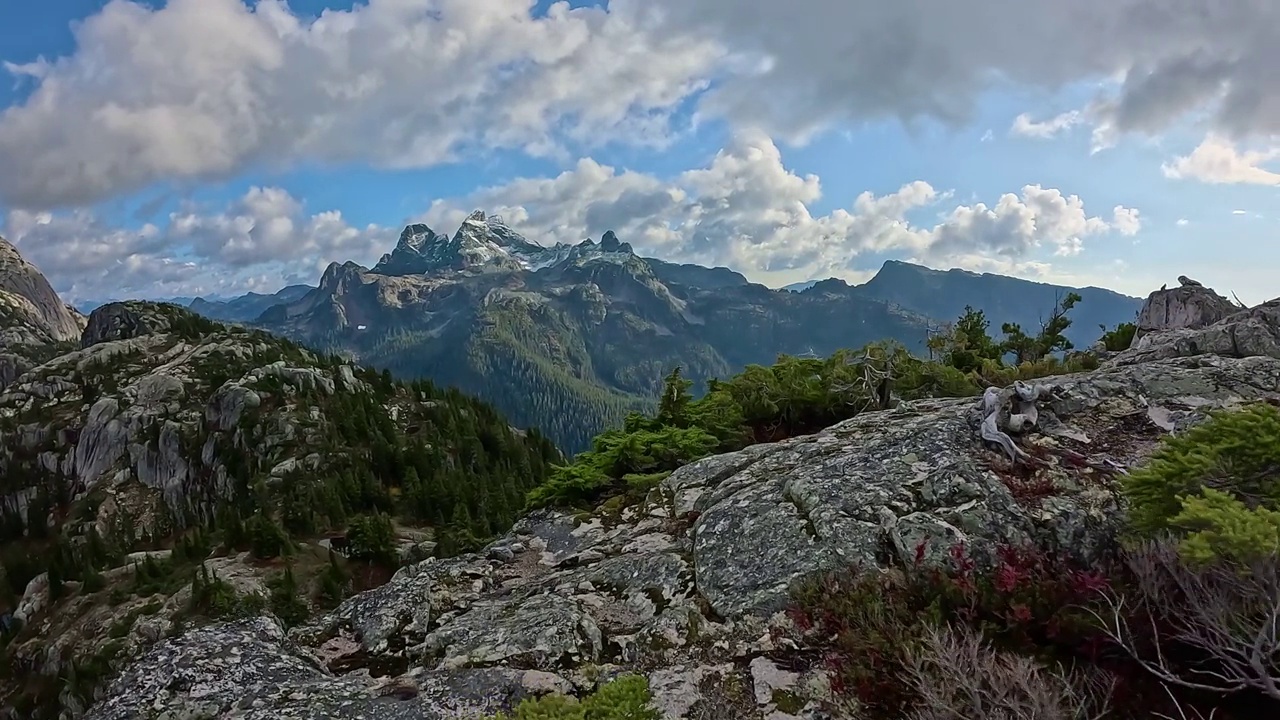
785,539,1145,718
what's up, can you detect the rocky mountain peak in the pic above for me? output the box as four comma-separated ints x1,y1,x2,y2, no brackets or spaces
599,230,631,254
398,223,439,253
449,210,544,258
0,234,84,344
318,260,368,294
372,211,549,276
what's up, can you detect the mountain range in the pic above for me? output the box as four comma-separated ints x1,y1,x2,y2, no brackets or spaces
190,210,1144,453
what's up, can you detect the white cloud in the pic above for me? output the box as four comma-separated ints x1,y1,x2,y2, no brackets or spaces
1110,206,1143,236
0,0,720,209
1009,111,1084,139
1176,218,1189,226
426,132,1140,281
1233,209,1248,215
1161,135,1280,185
644,0,1280,146
3,187,393,302
4,0,1280,212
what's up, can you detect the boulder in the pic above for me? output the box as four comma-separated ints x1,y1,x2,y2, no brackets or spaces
1134,282,1239,341
80,302,174,348
1115,298,1280,365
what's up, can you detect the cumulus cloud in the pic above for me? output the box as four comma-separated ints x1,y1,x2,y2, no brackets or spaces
3,187,393,302
0,0,720,209
644,0,1280,146
425,132,1140,281
1009,111,1085,139
1161,135,1280,185
7,131,1141,300
3,0,1279,211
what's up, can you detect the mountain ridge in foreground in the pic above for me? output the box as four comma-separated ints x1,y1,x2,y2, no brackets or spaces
0,238,563,716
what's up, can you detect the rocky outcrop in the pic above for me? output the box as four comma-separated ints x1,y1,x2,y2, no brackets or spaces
79,339,1280,718
83,617,564,720
1115,297,1280,366
0,286,563,717
1134,282,1238,341
79,301,180,347
0,235,83,343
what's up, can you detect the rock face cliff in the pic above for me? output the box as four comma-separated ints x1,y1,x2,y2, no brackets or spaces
79,290,1280,719
1132,282,1239,341
0,236,83,345
0,235,86,388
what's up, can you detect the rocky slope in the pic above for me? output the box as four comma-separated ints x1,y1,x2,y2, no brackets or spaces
0,235,86,387
255,213,937,453
72,281,1280,719
0,265,562,716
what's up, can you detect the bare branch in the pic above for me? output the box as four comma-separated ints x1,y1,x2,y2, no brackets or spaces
1087,540,1280,702
903,624,1113,720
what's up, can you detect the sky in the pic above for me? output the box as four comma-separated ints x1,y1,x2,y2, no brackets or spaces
0,0,1278,305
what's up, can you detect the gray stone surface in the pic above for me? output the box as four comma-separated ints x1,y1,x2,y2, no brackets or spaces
75,341,1280,718
14,263,1280,720
1134,283,1239,341
1117,298,1280,365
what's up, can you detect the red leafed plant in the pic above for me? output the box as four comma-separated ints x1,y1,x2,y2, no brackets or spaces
784,539,1132,719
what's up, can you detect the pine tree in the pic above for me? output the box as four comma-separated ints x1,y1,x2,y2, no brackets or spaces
656,366,693,428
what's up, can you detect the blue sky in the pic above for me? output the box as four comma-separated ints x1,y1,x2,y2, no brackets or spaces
1,0,1277,305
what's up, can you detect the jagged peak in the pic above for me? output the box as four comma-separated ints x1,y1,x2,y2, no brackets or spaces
398,222,437,248
318,260,367,291
571,231,633,256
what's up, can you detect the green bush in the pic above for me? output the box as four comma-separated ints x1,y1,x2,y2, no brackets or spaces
525,336,1088,512
1122,402,1280,562
1099,321,1137,352
268,566,310,628
247,512,290,559
1170,488,1280,565
527,426,718,509
346,513,396,564
489,674,659,719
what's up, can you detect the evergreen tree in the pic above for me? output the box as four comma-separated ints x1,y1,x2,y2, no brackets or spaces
346,513,396,565
656,366,693,428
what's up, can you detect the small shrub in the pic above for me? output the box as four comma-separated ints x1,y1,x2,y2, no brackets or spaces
247,512,290,559
347,513,396,565
1122,402,1280,562
903,624,1114,720
1099,322,1137,352
786,543,1117,719
1092,540,1280,708
268,566,310,628
488,674,659,719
